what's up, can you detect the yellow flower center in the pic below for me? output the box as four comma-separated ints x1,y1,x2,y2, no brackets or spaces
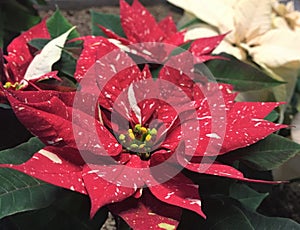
3,82,25,90
118,124,157,160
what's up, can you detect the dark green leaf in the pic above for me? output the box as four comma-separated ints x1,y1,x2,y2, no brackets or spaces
170,42,192,56
265,110,279,122
201,198,254,230
91,10,125,37
178,210,204,229
205,53,285,91
2,0,40,33
0,103,11,109
244,209,300,230
222,134,300,171
0,168,59,219
0,137,44,164
46,10,79,39
179,18,203,30
52,49,77,78
28,38,50,50
0,109,32,151
3,190,108,230
229,183,268,212
150,65,163,79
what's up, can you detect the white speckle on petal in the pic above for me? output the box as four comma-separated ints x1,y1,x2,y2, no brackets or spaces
206,133,221,139
39,149,62,164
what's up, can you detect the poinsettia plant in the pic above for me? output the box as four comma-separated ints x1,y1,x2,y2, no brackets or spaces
0,0,300,229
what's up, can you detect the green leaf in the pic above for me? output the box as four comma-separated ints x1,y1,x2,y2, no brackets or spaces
28,38,50,50
204,53,285,91
222,134,300,171
0,137,44,164
3,190,108,230
150,65,163,79
46,10,79,39
0,168,59,219
178,18,203,30
2,0,40,33
53,50,77,78
243,209,300,229
177,210,204,229
0,110,32,151
170,42,192,56
91,10,125,37
200,198,254,230
229,183,268,212
265,110,279,122
0,103,11,109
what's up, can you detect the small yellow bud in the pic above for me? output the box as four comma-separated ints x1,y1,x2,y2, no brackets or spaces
129,132,135,140
119,134,126,141
150,128,157,135
140,127,147,134
128,129,133,133
139,144,146,149
135,124,142,130
130,144,139,149
145,134,152,142
3,82,12,89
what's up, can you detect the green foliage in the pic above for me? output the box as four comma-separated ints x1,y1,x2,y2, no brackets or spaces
204,201,254,230
196,197,300,230
229,183,268,212
0,168,59,219
46,10,80,39
221,134,300,171
0,0,42,49
1,191,109,230
204,53,285,91
170,42,192,56
28,38,49,50
265,110,279,122
91,10,125,37
243,209,300,229
0,137,44,164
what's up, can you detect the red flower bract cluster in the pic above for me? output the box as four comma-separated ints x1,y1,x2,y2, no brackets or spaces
98,0,224,63
0,1,287,229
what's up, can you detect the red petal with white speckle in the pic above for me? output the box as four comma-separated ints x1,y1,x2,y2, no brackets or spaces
149,173,206,218
163,30,187,47
158,16,186,46
0,146,87,194
177,156,282,183
158,16,177,36
33,70,61,83
189,34,226,63
6,91,122,156
221,102,287,154
97,25,130,45
5,19,50,83
109,189,181,230
73,36,118,82
82,164,136,217
120,0,165,43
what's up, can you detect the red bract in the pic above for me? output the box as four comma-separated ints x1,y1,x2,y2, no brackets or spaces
0,38,286,229
3,19,50,85
98,0,224,63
